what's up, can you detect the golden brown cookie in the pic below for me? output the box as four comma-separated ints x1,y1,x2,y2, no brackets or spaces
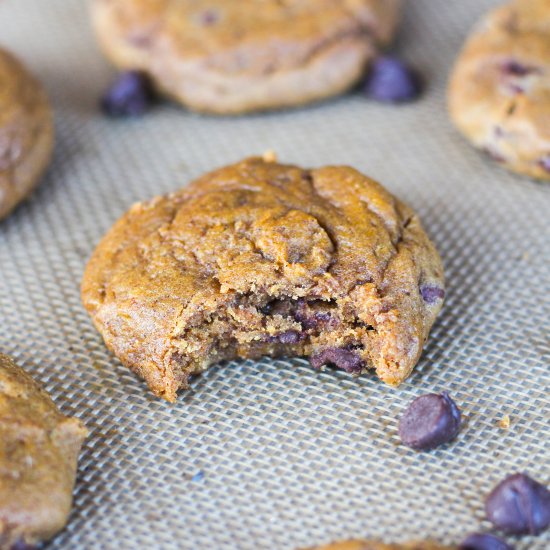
448,0,550,180
0,354,87,549
306,541,450,550
0,48,54,220
91,0,401,114
82,156,444,402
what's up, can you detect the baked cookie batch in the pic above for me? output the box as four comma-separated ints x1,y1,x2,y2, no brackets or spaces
1,0,549,549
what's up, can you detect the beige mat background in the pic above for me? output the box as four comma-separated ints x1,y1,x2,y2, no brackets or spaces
1,1,549,549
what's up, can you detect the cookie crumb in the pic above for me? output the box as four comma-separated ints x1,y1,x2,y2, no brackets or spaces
499,415,510,429
262,150,277,163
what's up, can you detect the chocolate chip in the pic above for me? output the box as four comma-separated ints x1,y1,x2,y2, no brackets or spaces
294,307,335,331
10,541,36,550
502,60,535,77
260,299,295,317
363,56,421,103
198,9,220,26
101,71,155,117
399,392,461,451
459,533,513,550
420,284,445,305
309,347,364,374
500,61,540,95
485,473,550,535
267,330,304,345
539,156,550,172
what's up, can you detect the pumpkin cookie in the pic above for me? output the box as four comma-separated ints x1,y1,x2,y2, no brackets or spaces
448,0,550,180
91,0,401,114
0,354,87,549
0,48,54,220
82,156,444,402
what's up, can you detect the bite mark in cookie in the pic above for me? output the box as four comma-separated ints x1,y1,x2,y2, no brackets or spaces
81,157,444,401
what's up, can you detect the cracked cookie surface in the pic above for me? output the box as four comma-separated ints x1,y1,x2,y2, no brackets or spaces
448,0,550,180
0,354,87,550
81,157,444,402
0,48,54,220
91,0,401,114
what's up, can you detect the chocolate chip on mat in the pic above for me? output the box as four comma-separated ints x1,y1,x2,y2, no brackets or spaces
10,541,37,550
399,392,461,450
363,56,421,103
101,71,155,117
485,473,550,535
459,533,513,550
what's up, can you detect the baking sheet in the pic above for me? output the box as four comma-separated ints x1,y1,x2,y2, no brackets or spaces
0,1,549,549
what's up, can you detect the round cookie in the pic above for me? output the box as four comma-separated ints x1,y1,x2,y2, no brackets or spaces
82,156,444,402
91,0,401,114
0,48,54,220
448,0,550,180
0,353,87,548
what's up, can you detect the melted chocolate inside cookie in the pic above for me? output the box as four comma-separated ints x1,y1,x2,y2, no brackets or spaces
82,158,444,401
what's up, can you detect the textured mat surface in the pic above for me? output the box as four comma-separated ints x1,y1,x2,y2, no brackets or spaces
0,1,549,549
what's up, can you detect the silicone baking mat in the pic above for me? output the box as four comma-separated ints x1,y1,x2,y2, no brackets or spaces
1,1,549,548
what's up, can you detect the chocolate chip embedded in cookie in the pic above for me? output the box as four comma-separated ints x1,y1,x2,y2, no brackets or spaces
81,156,444,402
448,0,550,180
0,49,54,220
0,354,88,549
91,0,401,114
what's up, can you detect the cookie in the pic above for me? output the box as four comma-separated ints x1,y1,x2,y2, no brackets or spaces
91,0,401,114
306,541,450,550
0,48,54,220
0,354,87,549
448,0,550,180
82,156,444,402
